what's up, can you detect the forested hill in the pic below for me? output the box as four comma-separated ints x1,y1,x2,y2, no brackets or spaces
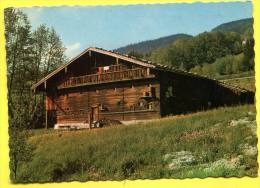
212,18,253,34
115,34,192,55
148,17,254,79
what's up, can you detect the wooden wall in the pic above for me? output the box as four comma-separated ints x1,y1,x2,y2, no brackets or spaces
159,71,254,116
43,50,254,126
47,79,160,125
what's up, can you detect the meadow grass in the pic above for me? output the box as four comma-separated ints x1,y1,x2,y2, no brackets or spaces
216,71,255,80
223,77,255,91
17,104,257,182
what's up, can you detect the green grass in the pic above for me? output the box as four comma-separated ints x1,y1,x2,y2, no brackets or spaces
216,71,255,80
222,77,255,91
16,105,258,183
214,71,255,91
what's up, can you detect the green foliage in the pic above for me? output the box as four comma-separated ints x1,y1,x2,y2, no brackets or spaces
149,18,254,74
31,24,66,79
9,106,35,181
151,31,245,71
6,8,66,121
119,18,254,75
5,8,66,125
5,8,67,181
116,34,192,56
223,77,255,92
117,18,253,59
190,53,252,78
150,47,171,66
127,50,144,59
9,130,34,181
243,37,255,70
14,105,257,182
214,54,244,75
212,18,253,35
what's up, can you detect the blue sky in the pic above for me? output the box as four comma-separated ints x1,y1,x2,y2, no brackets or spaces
21,1,252,58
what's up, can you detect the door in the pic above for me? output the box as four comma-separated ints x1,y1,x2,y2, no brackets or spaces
91,106,99,122
48,110,57,128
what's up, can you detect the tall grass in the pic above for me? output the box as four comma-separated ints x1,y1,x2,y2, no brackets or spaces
16,105,257,182
223,77,255,91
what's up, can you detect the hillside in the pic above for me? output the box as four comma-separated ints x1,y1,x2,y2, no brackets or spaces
217,72,255,92
16,105,257,182
212,18,253,34
115,18,253,56
115,34,192,55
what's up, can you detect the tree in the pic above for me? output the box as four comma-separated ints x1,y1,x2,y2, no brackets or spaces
9,106,34,181
150,47,171,66
243,37,254,70
5,10,66,129
150,31,243,71
31,25,66,81
190,65,202,75
127,50,143,59
29,25,66,128
5,8,66,181
5,8,32,118
168,38,195,70
5,8,34,181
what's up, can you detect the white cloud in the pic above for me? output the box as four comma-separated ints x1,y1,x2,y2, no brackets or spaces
65,42,81,58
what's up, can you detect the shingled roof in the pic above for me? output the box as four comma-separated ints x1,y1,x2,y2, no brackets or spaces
31,47,249,93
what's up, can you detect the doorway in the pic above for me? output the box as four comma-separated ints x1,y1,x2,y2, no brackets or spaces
91,106,99,122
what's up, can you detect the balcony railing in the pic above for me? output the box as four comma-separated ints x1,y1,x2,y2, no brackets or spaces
58,68,154,89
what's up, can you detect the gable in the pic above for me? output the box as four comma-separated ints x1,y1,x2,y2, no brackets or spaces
31,47,156,92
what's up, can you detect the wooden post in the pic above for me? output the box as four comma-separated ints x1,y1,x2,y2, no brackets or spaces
88,113,91,129
147,68,150,76
122,87,125,121
116,57,119,64
45,109,48,129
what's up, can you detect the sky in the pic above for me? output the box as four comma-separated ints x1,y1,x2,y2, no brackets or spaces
20,1,253,58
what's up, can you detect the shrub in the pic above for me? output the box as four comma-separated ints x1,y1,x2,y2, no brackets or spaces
121,158,144,178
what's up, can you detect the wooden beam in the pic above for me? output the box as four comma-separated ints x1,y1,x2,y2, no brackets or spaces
65,66,68,73
44,81,47,89
147,68,150,76
122,86,125,120
88,113,91,129
45,109,48,129
116,57,119,64
89,50,92,57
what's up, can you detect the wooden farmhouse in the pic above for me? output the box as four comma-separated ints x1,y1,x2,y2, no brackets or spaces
32,47,255,129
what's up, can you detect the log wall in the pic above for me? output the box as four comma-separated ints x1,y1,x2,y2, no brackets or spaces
159,71,254,116
47,79,160,125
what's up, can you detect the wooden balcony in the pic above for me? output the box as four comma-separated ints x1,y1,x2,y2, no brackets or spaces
58,68,155,89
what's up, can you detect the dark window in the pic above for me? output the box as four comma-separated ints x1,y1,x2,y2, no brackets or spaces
165,86,173,98
151,87,156,97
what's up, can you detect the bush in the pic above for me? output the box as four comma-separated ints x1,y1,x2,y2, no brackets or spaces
121,158,145,178
52,167,63,181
